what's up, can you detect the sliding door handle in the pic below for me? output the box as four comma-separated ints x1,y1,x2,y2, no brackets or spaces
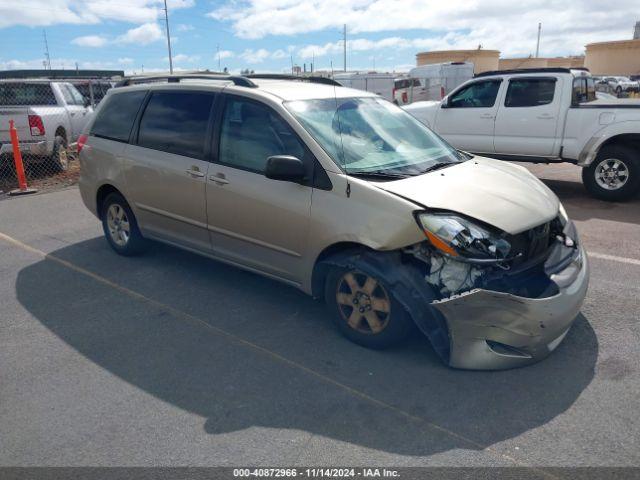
185,168,205,177
209,173,229,185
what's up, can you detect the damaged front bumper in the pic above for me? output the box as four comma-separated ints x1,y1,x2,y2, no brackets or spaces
432,243,589,370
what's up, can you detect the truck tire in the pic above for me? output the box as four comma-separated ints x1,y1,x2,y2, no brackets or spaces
582,144,640,201
49,136,69,172
615,86,622,96
325,262,414,349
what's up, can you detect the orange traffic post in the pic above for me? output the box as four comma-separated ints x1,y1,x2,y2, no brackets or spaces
8,119,37,196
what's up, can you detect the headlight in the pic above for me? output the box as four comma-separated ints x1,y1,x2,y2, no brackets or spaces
416,212,511,262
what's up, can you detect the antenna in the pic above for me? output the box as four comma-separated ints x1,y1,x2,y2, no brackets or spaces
535,22,542,57
343,24,347,72
163,0,173,73
43,30,51,70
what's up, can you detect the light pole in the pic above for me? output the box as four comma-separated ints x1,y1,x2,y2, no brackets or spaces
163,0,173,73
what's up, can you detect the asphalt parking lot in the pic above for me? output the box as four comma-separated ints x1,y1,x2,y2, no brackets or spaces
1,162,639,468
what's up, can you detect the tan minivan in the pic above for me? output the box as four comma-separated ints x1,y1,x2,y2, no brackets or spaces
78,74,589,370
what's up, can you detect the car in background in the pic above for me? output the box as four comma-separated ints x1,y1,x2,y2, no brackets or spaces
409,62,474,102
392,77,423,105
600,76,639,95
0,80,93,171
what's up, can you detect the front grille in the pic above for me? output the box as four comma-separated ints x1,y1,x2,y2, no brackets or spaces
508,217,561,267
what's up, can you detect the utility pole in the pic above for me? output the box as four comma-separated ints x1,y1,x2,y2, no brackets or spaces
163,0,173,73
343,24,347,72
535,22,541,58
216,44,221,72
43,29,51,70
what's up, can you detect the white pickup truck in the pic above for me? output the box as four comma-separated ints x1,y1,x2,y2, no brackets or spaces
404,68,640,201
0,80,93,171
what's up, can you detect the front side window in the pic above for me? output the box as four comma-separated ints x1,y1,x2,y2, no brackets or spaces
138,91,214,159
65,84,86,105
286,97,462,175
91,90,147,142
505,78,556,107
218,97,306,173
448,80,501,108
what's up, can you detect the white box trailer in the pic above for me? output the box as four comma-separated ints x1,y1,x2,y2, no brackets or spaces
333,72,399,102
408,62,474,101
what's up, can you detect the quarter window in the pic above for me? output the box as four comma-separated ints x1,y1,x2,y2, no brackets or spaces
218,97,306,173
91,90,147,142
448,80,501,108
138,91,214,159
505,78,556,107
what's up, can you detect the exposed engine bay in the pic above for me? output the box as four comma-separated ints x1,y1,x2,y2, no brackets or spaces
404,216,579,300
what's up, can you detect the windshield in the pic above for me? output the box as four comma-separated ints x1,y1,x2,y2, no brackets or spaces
285,97,463,175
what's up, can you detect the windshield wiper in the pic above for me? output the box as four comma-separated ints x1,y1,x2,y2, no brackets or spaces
419,162,456,174
348,170,409,179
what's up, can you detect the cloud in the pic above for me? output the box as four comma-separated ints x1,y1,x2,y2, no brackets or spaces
169,53,201,63
217,50,235,60
118,57,135,65
208,0,637,57
239,48,272,64
116,23,164,45
71,35,108,47
176,23,194,32
0,0,194,28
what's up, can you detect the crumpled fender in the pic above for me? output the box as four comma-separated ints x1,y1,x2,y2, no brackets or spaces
318,249,451,363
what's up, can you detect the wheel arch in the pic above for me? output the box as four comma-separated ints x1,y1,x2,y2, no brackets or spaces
310,242,374,299
96,183,124,218
54,126,67,143
579,129,640,167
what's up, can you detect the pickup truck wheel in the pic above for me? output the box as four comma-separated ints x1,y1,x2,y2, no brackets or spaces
325,266,413,349
101,192,148,256
49,136,69,172
615,86,622,96
582,145,640,201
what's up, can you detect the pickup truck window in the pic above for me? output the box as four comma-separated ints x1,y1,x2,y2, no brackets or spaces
0,83,57,106
61,84,85,106
572,77,596,104
91,90,147,143
504,78,555,107
448,80,501,108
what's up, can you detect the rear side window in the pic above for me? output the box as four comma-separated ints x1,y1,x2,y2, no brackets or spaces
91,90,147,142
0,83,57,106
572,77,597,104
137,91,214,159
505,78,556,107
449,80,501,108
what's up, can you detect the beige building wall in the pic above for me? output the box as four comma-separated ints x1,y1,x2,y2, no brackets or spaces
415,49,500,73
498,57,549,70
585,39,640,75
547,56,585,68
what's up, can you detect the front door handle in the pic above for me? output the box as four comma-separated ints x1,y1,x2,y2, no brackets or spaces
537,114,555,120
185,167,205,177
209,173,229,185
480,113,495,119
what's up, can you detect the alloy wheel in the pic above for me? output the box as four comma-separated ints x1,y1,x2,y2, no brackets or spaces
106,204,131,247
336,271,391,334
594,158,629,190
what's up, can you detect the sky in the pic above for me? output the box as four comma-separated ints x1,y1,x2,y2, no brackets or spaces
0,0,638,75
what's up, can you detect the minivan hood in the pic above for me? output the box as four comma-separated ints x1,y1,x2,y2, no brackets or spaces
376,157,559,234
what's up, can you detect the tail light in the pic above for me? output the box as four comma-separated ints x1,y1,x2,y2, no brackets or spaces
402,91,408,103
28,115,45,136
440,86,446,99
392,87,397,100
77,134,88,154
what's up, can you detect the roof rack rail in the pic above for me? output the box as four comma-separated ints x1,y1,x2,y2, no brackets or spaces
114,74,257,88
474,67,590,78
246,73,342,86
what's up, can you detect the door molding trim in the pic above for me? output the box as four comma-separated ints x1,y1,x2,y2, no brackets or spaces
207,223,302,258
136,203,209,230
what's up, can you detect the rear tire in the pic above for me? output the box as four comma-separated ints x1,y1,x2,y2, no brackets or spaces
582,145,640,201
325,264,414,349
49,136,69,172
101,192,148,256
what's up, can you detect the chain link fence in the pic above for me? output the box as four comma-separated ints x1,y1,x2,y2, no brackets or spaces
0,79,108,194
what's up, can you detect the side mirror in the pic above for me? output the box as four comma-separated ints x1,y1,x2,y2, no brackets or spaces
441,97,451,108
265,155,306,182
83,97,92,108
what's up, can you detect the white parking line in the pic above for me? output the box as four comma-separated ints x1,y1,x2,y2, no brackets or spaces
589,252,640,266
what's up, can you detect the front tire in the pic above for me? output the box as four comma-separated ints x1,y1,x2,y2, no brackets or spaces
582,145,640,201
325,266,414,349
101,192,148,256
